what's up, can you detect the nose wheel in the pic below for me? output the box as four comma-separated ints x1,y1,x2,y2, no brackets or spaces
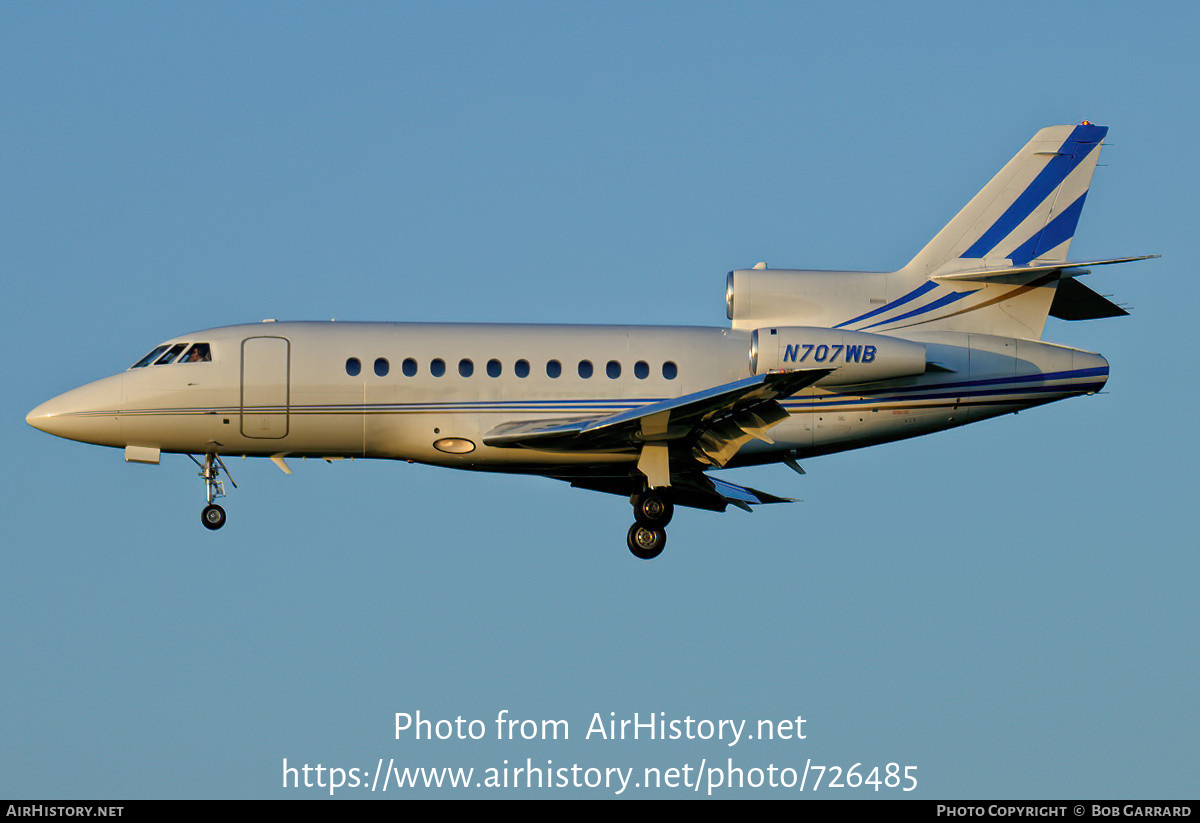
189,452,236,531
202,504,227,530
628,491,673,559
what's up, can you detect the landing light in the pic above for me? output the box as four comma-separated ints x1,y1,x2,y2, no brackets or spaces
434,438,476,454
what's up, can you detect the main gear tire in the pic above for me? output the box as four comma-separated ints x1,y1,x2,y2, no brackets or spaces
627,523,666,560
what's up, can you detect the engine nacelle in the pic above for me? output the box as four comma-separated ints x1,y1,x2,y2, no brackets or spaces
750,327,927,386
726,268,890,330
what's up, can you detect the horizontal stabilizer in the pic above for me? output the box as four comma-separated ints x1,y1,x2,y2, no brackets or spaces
931,255,1158,284
1050,278,1129,320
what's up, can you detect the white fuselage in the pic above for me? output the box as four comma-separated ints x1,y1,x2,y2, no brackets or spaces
26,320,1109,476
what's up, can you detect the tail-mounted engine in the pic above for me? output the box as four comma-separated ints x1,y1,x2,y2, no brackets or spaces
750,327,927,386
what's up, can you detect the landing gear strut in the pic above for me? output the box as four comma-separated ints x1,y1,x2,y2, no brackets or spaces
189,452,236,531
627,491,673,559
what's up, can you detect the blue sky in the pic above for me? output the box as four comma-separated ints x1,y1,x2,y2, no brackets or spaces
4,2,1197,798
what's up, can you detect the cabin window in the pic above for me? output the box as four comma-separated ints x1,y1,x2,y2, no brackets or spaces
515,359,530,378
402,358,417,377
431,358,446,377
459,358,474,377
155,343,188,365
606,360,621,379
578,360,593,379
181,343,211,363
487,359,502,378
374,357,389,377
546,360,562,378
131,345,170,369
663,361,678,380
346,357,362,376
634,360,649,379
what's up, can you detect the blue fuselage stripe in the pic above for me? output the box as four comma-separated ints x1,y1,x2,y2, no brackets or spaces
786,381,1106,409
855,365,1108,395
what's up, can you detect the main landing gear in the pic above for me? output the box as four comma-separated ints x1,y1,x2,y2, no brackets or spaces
188,452,236,531
627,491,674,560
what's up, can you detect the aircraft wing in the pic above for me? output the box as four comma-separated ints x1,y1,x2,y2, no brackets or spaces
483,369,831,458
671,472,796,512
564,470,795,513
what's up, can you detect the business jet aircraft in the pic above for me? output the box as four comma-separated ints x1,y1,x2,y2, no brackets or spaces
27,123,1154,559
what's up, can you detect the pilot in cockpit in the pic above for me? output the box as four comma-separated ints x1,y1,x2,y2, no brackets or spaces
184,343,211,362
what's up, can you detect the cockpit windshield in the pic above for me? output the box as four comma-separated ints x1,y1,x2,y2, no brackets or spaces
155,343,188,365
131,345,170,369
130,342,212,369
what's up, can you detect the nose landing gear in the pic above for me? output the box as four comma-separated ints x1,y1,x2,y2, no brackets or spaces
627,491,673,560
189,452,236,530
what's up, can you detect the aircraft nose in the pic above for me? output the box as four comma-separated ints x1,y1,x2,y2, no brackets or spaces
26,400,51,431
26,374,125,446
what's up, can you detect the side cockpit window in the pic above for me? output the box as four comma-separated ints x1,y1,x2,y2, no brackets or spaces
182,343,211,363
130,342,212,369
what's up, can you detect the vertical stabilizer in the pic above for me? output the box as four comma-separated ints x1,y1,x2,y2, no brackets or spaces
903,123,1108,277
829,123,1111,340
747,125,1137,341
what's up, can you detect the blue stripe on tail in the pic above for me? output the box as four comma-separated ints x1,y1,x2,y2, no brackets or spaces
834,281,938,329
1005,192,1090,265
962,124,1106,259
